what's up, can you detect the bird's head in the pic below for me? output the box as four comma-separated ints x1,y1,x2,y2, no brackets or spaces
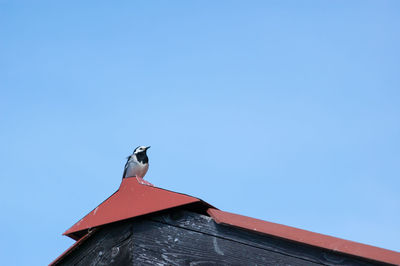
133,145,151,155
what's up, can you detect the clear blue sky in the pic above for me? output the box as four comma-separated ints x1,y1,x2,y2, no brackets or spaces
1,1,399,265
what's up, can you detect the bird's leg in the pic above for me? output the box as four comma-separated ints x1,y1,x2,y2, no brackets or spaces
136,176,154,187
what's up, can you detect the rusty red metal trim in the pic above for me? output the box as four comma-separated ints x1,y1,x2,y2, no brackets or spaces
64,177,213,238
207,208,400,265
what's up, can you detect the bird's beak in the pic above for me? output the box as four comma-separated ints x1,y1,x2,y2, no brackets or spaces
145,146,151,150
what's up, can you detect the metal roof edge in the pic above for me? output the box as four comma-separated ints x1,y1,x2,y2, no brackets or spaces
207,208,400,265
63,177,214,239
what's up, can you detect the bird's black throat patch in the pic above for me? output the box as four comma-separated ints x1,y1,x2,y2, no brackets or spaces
136,151,148,164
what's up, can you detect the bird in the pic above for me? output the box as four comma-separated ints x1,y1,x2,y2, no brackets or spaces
123,145,153,186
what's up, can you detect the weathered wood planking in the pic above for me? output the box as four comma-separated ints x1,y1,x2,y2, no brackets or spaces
57,209,391,266
151,210,389,266
131,219,321,265
59,220,134,265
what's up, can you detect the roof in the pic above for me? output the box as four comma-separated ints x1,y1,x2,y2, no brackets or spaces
64,177,213,240
54,178,400,265
207,208,400,265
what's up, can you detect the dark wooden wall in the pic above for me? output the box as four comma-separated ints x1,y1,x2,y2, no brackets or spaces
57,209,391,266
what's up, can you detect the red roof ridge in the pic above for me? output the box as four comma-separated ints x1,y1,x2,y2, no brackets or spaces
63,177,212,240
207,208,400,265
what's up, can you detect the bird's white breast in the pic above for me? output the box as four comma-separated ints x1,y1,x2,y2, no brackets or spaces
125,160,149,178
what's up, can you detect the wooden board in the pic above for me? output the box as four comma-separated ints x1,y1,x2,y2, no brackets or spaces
150,210,388,266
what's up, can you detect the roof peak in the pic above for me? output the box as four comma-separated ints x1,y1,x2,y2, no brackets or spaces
64,178,213,240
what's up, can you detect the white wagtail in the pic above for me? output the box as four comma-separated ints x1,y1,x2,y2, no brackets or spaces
123,146,153,186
